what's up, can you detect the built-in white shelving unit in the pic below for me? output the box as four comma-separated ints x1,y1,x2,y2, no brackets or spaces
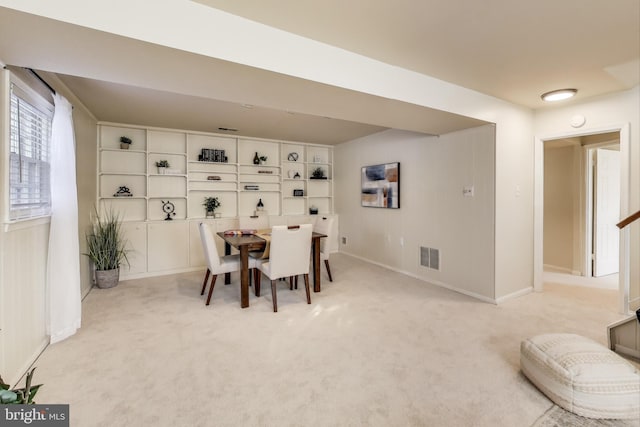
97,122,334,279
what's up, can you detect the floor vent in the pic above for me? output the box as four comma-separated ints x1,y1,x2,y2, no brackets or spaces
420,246,440,270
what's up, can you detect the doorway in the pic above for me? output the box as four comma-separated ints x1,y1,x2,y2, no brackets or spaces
534,124,630,314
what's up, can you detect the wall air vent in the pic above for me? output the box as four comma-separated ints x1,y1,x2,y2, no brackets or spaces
420,246,440,271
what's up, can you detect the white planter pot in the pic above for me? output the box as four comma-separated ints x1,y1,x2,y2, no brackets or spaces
157,167,166,174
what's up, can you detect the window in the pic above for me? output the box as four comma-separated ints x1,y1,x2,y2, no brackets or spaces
9,82,53,220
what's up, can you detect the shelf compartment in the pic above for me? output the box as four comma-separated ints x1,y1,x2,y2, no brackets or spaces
188,163,237,174
282,180,306,196
99,198,146,222
148,153,187,174
188,191,237,218
100,125,146,150
282,197,306,216
100,150,146,174
100,174,147,198
238,139,280,166
188,134,237,163
238,165,280,174
148,175,187,198
189,181,237,191
240,182,280,192
239,192,280,216
307,179,332,197
148,198,187,221
189,171,236,182
239,174,280,184
282,143,306,163
148,130,186,153
307,197,331,215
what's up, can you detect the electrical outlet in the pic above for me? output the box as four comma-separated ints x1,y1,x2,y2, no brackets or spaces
341,237,347,245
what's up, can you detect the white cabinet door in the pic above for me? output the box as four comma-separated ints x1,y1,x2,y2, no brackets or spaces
147,221,189,272
120,222,147,276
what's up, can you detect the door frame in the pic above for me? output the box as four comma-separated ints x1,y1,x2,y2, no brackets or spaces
534,123,630,314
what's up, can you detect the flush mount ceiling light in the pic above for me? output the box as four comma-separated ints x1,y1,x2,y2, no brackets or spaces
541,88,577,102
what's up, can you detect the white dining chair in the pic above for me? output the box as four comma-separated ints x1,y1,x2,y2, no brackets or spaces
238,216,270,285
199,222,258,306
314,216,335,282
255,224,313,312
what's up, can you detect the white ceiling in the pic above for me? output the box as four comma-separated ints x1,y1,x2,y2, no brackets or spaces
0,1,638,144
196,0,640,109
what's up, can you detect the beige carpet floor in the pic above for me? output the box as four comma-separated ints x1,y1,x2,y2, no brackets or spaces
30,254,634,426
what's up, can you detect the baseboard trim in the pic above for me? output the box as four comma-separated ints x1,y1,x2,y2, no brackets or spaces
495,286,533,304
543,264,575,275
340,251,498,304
120,266,203,282
7,338,48,388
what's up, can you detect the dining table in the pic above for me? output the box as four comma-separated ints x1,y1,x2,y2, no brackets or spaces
217,230,327,308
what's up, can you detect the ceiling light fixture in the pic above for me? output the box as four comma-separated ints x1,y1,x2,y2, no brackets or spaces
541,88,577,102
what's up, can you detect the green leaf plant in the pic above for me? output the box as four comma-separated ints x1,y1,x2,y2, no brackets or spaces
0,368,42,404
85,207,130,271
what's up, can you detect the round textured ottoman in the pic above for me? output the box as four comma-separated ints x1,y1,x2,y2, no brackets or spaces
520,333,640,419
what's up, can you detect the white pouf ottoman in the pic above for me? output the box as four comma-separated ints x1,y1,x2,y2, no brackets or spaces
521,333,640,419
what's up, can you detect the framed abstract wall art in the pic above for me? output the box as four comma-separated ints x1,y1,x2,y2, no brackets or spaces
361,162,400,208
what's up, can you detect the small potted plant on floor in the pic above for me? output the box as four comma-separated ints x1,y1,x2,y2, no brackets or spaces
155,160,170,174
85,208,129,289
203,196,221,218
120,136,132,149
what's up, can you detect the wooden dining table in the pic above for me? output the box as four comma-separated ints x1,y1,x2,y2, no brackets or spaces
217,230,327,308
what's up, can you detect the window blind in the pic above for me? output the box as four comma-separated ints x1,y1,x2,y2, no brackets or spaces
9,83,54,220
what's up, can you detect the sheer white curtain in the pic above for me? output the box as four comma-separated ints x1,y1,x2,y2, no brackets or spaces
46,93,81,343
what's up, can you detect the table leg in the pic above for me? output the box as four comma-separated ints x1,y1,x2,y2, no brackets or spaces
240,245,249,308
313,237,321,292
224,242,231,285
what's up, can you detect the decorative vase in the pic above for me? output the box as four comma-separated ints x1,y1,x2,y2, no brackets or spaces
253,152,260,165
95,268,120,289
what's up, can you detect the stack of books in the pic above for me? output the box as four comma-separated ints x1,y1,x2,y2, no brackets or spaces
199,148,227,163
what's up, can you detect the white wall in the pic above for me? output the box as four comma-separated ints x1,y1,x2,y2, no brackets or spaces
0,68,97,386
535,86,640,309
335,125,496,301
543,144,579,272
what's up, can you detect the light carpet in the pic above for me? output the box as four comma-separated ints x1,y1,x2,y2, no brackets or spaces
532,405,639,427
29,254,634,426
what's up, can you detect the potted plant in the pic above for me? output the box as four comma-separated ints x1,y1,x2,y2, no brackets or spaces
120,136,132,149
310,167,326,179
203,196,221,218
155,160,170,174
85,208,129,289
0,368,41,404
